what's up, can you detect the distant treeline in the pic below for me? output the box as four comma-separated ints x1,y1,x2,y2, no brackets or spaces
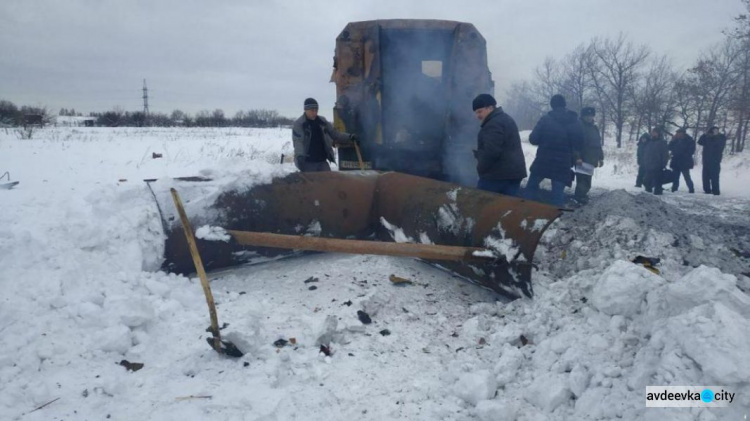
0,100,294,128
0,100,52,126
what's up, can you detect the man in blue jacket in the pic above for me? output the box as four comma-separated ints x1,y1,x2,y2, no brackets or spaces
472,94,527,196
526,94,584,206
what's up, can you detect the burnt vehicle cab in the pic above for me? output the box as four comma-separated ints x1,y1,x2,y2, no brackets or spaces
330,20,494,186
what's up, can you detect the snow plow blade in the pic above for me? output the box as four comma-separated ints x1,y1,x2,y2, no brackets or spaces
159,172,561,298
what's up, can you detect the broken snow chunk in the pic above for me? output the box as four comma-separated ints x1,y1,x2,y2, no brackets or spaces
453,370,497,405
195,225,231,242
494,346,524,386
568,365,590,398
591,260,664,317
97,325,132,354
476,399,518,421
526,374,572,412
315,315,339,346
446,188,459,201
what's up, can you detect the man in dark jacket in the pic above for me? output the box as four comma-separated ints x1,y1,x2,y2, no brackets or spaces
642,127,669,195
526,94,584,207
698,126,727,195
635,133,649,188
668,128,696,193
573,107,604,204
472,94,527,196
292,98,356,172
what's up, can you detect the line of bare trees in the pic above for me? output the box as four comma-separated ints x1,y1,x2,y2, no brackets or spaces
505,0,749,154
87,108,293,128
0,100,294,129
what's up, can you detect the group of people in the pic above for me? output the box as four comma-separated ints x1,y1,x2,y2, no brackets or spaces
636,126,727,196
290,94,727,206
473,93,603,206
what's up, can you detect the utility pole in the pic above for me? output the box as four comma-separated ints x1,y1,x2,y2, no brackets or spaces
142,79,149,125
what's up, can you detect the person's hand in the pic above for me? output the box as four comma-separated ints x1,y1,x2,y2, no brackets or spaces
349,134,359,144
598,160,604,168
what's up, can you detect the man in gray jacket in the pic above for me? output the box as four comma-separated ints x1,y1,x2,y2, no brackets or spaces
472,94,527,196
292,98,356,172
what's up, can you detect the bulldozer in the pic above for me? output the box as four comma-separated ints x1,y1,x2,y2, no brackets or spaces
153,20,561,299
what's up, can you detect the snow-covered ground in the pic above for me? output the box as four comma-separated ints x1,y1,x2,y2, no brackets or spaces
1,127,748,420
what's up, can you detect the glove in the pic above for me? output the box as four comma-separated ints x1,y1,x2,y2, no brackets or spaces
349,134,359,144
598,160,604,168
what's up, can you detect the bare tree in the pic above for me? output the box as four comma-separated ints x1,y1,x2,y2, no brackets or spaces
589,33,650,147
672,74,698,130
533,56,563,106
689,38,742,134
632,55,678,136
504,81,545,130
558,44,595,113
727,0,750,152
0,99,19,126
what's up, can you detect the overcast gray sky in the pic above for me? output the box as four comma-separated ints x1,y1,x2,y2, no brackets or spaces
0,0,744,118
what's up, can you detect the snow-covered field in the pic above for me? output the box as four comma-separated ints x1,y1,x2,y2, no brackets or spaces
1,127,748,420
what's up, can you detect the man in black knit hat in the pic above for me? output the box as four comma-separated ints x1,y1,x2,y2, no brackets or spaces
292,98,357,172
471,93,527,196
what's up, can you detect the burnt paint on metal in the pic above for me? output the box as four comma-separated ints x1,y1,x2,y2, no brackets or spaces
160,172,561,299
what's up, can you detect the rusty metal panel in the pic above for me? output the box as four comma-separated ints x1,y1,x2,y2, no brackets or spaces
162,172,380,274
373,173,560,297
